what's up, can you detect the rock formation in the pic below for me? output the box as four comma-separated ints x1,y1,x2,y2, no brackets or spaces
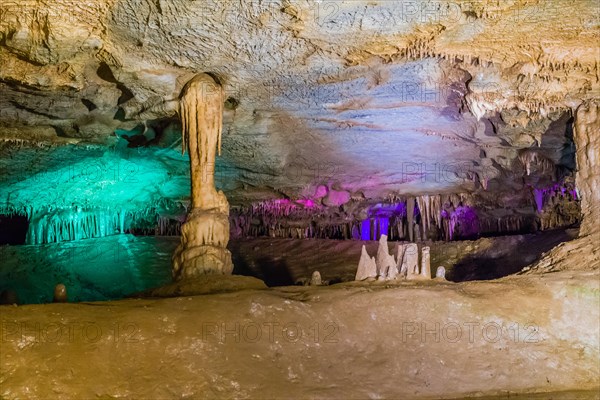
396,244,408,278
385,254,398,280
573,101,600,239
435,267,446,280
420,247,431,279
404,243,420,280
523,101,600,273
356,241,437,282
310,271,322,286
53,283,67,303
172,74,233,279
376,234,397,280
355,245,377,281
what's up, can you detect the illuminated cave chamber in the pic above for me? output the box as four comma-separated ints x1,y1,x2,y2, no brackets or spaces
0,0,598,307
2,1,600,399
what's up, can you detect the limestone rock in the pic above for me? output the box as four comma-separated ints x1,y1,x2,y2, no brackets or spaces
355,245,377,281
53,284,67,303
386,253,398,280
397,244,408,279
404,243,420,280
310,271,322,286
436,267,446,280
421,246,431,279
172,74,233,279
1,0,598,208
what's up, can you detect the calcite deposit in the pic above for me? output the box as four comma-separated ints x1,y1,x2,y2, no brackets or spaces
172,74,233,279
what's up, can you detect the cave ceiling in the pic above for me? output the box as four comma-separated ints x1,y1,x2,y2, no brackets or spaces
0,0,598,212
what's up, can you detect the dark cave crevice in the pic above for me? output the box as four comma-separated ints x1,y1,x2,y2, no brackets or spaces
447,228,578,282
0,215,28,245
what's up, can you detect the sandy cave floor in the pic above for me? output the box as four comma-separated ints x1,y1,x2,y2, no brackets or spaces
1,269,599,399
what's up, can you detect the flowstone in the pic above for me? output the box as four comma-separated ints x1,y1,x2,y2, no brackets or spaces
172,74,233,279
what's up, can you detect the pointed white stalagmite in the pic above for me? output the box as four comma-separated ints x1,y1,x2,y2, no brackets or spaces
386,253,398,280
404,243,420,280
376,234,389,273
376,235,397,280
172,73,233,280
420,246,431,279
396,244,407,278
355,245,377,281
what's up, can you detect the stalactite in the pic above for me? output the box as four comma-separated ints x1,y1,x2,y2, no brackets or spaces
407,197,415,242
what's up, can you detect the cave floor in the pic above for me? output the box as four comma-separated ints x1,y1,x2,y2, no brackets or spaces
1,269,598,399
231,229,580,285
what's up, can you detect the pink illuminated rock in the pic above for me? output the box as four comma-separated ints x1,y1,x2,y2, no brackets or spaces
322,189,351,207
314,185,328,199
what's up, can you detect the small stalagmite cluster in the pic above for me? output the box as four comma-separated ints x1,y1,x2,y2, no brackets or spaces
355,235,441,282
172,74,233,279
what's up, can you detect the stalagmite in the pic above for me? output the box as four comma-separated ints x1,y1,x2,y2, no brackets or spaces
386,253,399,280
404,243,420,280
53,284,67,303
310,271,322,286
396,244,407,278
172,73,233,279
355,245,377,281
376,234,391,275
420,246,431,279
435,266,446,280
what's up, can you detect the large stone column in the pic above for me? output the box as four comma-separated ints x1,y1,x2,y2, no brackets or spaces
573,101,599,238
524,101,600,272
172,73,233,280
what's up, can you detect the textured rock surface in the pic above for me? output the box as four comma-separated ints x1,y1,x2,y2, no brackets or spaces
1,270,598,399
573,101,599,238
355,244,377,281
0,0,598,207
